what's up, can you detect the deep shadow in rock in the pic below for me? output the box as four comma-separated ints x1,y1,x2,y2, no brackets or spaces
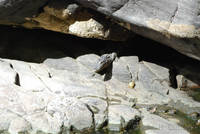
0,25,200,86
169,67,178,88
103,64,113,81
95,64,113,81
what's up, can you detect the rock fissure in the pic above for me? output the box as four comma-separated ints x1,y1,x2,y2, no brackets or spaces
8,62,21,86
132,0,141,7
85,104,96,130
28,64,52,92
126,65,133,80
170,5,178,24
168,1,179,31
104,84,110,129
41,64,53,78
143,62,162,80
58,122,65,134
77,95,107,101
0,23,199,133
14,73,20,86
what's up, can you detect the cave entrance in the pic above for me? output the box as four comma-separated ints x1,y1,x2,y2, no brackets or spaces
0,25,200,89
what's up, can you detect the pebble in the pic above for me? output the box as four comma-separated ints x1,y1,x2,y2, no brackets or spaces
128,81,135,89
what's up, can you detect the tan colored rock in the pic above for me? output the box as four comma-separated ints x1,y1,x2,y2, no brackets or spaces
176,75,199,90
22,1,130,41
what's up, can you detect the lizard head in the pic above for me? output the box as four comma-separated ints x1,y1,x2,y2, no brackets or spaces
111,52,117,60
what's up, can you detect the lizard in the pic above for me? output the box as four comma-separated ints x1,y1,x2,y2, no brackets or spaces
94,52,117,73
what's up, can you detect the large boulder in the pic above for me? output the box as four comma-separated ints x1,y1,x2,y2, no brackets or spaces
0,54,199,133
0,26,199,133
75,0,200,60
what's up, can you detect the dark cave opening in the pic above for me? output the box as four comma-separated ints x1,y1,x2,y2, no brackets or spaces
0,25,197,63
0,25,200,87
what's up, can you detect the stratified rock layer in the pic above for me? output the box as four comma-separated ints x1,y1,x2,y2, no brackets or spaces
0,0,131,41
76,0,200,60
1,0,200,60
0,54,199,133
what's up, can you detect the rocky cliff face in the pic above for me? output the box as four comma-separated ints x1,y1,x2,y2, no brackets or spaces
75,0,200,60
0,0,131,41
0,0,200,60
0,26,199,134
0,0,200,134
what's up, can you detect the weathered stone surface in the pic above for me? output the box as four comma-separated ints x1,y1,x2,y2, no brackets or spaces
1,0,200,60
0,55,199,133
112,57,132,83
25,112,63,134
0,60,18,85
108,105,140,131
76,0,200,60
0,0,131,41
8,117,32,134
79,97,107,130
141,109,189,134
47,97,93,132
4,59,48,92
0,0,48,23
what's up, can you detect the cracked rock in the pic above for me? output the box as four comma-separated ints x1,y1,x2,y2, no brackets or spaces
0,55,199,133
108,104,141,132
8,117,31,134
47,97,93,132
76,0,200,60
141,109,189,134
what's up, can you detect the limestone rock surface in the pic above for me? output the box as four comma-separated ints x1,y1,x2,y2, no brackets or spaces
1,0,200,59
76,0,200,60
0,54,199,133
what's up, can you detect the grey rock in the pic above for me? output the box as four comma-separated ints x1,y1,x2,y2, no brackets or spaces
80,97,108,129
0,0,131,41
141,109,189,134
0,109,19,132
108,105,140,131
76,0,200,60
3,59,48,92
120,56,139,81
62,84,106,99
8,117,31,134
44,57,79,72
143,61,170,84
25,112,63,134
138,61,169,94
46,97,93,132
76,54,100,71
0,60,18,85
0,0,48,23
0,55,199,133
112,57,132,83
1,0,200,60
